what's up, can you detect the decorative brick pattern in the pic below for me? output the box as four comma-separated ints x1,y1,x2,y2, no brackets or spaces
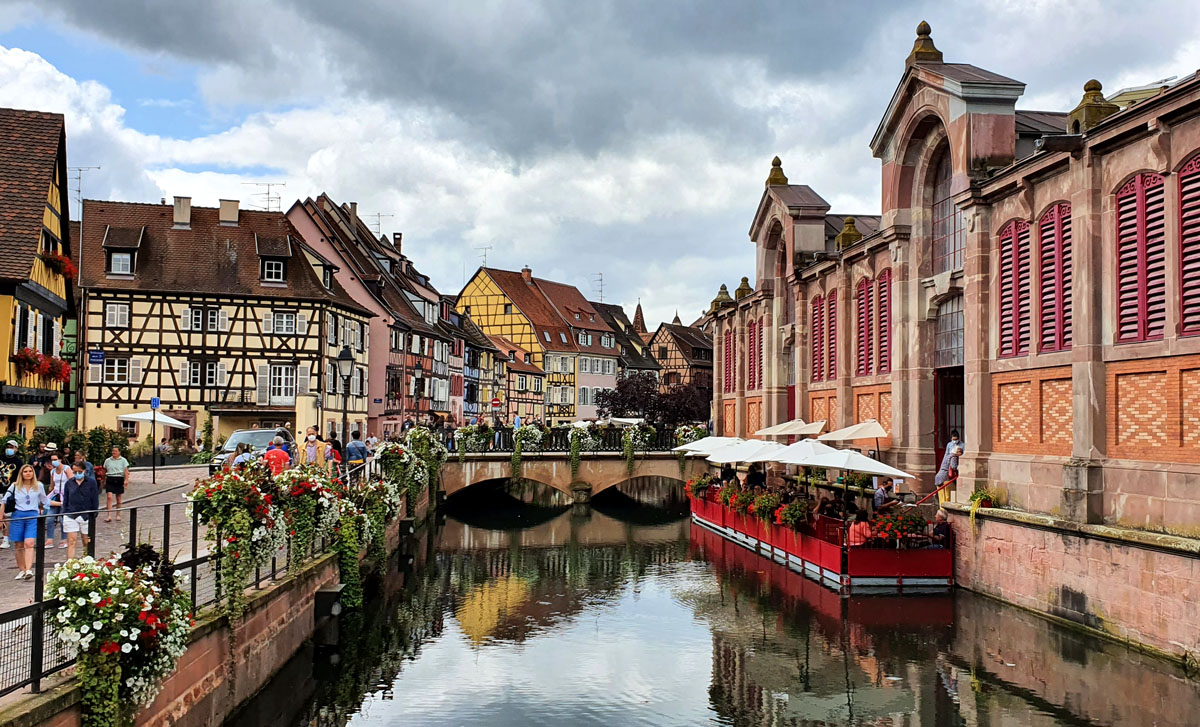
856,392,877,421
879,392,892,434
746,397,762,436
808,391,838,430
1182,369,1200,448
998,381,1034,443
810,395,827,425
1040,379,1072,446
1115,372,1168,447
850,384,893,449
723,401,735,436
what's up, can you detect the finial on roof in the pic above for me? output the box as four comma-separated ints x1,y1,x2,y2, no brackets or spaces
835,216,864,250
766,156,789,186
709,284,734,314
672,310,681,325
734,276,753,301
906,20,943,66
1067,79,1119,134
632,300,648,333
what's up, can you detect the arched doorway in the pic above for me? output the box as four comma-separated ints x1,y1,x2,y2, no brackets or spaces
933,296,964,468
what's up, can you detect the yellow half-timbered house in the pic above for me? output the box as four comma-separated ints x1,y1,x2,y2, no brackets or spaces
77,197,372,444
0,108,73,436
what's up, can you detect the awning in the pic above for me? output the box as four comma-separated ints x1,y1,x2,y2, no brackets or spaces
799,449,914,479
770,439,840,465
672,436,740,454
117,410,191,429
817,419,888,442
755,419,826,436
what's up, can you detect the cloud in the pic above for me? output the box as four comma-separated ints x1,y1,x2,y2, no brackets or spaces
137,97,192,108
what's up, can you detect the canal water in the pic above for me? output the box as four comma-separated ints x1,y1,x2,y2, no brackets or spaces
226,483,1200,726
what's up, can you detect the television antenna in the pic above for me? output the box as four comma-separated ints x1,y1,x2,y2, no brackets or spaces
591,272,605,302
475,245,493,266
68,165,100,218
366,212,394,236
241,181,286,212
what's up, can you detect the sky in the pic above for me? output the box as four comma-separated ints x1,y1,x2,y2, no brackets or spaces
1,1,1199,327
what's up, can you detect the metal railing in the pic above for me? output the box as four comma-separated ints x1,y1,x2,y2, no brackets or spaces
446,427,684,454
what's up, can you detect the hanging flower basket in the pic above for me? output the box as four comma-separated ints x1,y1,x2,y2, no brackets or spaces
39,251,78,279
12,348,72,383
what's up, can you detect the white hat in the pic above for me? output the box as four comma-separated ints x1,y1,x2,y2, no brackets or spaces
45,443,58,451
5,440,17,447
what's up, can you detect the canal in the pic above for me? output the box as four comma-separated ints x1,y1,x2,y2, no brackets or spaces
226,483,1200,726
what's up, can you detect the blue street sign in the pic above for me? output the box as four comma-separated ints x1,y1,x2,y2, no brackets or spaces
150,397,160,410
373,398,383,404
88,350,105,365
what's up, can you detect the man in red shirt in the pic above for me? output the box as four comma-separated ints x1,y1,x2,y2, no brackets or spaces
263,436,291,476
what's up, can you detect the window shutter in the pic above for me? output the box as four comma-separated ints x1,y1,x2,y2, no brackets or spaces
998,222,1015,356
876,270,891,374
855,278,873,376
28,309,38,353
1117,173,1167,342
178,359,189,387
1015,221,1032,355
13,305,21,354
256,365,270,404
297,363,310,395
826,289,837,381
53,319,61,355
217,363,227,387
89,361,102,384
262,312,274,335
129,358,142,383
364,325,369,354
297,314,308,337
33,314,42,355
810,296,823,383
1145,179,1167,340
218,310,229,332
1038,203,1073,351
180,307,191,331
1181,159,1200,335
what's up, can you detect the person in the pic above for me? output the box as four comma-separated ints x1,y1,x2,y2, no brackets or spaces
231,443,255,469
102,446,131,522
264,437,291,476
327,430,344,462
933,446,964,503
929,509,952,548
720,463,736,486
29,442,49,478
345,431,369,471
73,449,95,477
59,462,98,560
366,432,380,452
873,478,900,513
46,452,70,549
847,511,873,546
298,426,332,474
0,439,24,549
157,437,170,454
0,465,50,580
745,463,766,488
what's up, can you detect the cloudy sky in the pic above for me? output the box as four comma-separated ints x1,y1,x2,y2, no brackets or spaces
1,2,1198,326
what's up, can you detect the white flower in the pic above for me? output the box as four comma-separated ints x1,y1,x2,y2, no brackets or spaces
121,642,132,653
57,587,66,596
92,621,102,630
120,629,129,637
76,597,86,606
80,624,89,634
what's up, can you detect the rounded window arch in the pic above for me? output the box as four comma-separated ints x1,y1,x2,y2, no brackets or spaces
930,146,963,274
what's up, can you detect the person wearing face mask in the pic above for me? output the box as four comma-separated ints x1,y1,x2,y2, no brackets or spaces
0,465,51,580
298,427,331,474
57,462,98,559
0,439,24,550
102,446,131,523
45,450,70,548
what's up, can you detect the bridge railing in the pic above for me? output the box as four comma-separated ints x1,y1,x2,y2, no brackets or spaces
452,427,683,454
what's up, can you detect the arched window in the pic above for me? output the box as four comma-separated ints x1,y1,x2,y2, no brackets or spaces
877,269,892,374
931,149,964,274
1116,172,1166,342
998,220,1032,357
1038,203,1072,351
810,296,824,382
826,289,837,381
723,329,734,393
934,296,964,368
855,278,873,376
755,318,764,389
1179,157,1200,335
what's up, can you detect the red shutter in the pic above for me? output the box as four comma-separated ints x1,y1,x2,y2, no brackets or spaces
723,329,733,393
749,320,758,390
1038,203,1072,352
1015,220,1032,355
876,269,891,373
1117,173,1166,342
826,289,837,381
855,278,873,376
756,318,764,390
998,222,1015,356
1180,157,1200,335
811,296,823,382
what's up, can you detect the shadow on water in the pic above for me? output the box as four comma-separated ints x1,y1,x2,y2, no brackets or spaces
225,481,1200,727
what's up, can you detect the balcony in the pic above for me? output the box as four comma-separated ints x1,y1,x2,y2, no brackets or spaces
209,389,296,410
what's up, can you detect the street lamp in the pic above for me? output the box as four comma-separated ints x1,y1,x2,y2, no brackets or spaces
337,345,354,449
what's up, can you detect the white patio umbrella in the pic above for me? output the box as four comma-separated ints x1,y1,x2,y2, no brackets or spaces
118,410,191,485
818,419,888,456
755,419,827,436
801,449,914,480
672,436,741,454
770,438,840,465
706,439,781,464
739,441,788,463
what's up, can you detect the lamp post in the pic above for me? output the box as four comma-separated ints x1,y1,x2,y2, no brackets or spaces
337,345,354,455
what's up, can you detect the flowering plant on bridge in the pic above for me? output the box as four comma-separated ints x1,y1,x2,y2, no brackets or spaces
731,489,755,515
718,484,739,507
774,500,809,529
275,465,342,572
46,547,191,727
674,424,706,475
185,462,285,619
510,424,545,482
622,424,657,476
753,493,781,521
567,424,601,479
874,509,928,545
453,423,492,463
406,426,448,502
684,472,715,498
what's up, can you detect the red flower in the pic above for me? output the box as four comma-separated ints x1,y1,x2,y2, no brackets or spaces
100,642,120,655
97,598,112,608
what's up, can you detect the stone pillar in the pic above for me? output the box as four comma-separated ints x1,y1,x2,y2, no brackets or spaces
959,199,993,500
734,309,747,438
832,269,854,433
1065,149,1107,522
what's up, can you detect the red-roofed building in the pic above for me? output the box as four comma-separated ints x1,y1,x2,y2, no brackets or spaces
485,334,545,424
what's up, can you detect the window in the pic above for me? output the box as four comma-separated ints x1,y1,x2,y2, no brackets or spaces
723,329,734,393
328,314,338,346
1115,173,1166,342
931,149,964,274
877,269,892,373
352,368,363,395
658,346,668,358
207,308,221,332
323,268,333,290
1180,159,1200,335
355,321,364,351
188,360,202,387
997,220,1032,357
109,252,132,275
262,259,285,282
188,308,203,332
580,358,590,373
580,387,590,405
205,361,219,387
119,420,137,437
518,374,527,391
1037,204,1073,351
269,364,296,404
855,279,873,375
746,320,757,389
273,312,297,335
543,331,551,343
560,332,568,344
826,289,837,381
504,303,513,315
105,303,130,328
934,296,964,368
103,358,130,384
574,312,580,320
533,377,543,393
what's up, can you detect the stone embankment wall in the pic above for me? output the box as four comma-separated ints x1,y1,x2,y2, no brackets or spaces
947,504,1200,668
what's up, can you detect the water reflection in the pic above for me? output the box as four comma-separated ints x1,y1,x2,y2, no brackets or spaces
225,486,1200,727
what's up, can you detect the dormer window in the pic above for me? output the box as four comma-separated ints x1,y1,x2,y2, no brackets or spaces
524,353,531,363
508,350,515,362
559,332,567,343
574,312,580,320
543,331,551,343
109,252,133,275
261,258,286,282
322,267,333,290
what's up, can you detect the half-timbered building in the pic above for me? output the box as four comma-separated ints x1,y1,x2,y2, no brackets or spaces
78,198,372,442
649,319,713,395
460,315,498,424
486,334,545,423
591,302,661,380
0,108,74,436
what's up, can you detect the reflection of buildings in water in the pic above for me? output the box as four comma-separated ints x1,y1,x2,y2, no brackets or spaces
438,506,690,553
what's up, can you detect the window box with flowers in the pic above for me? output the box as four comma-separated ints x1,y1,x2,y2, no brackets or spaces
12,347,72,383
38,251,78,279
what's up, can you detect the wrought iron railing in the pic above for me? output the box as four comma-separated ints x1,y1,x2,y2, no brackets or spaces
449,427,683,454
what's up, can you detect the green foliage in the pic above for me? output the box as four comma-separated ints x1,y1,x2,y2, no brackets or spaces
78,651,121,727
719,484,738,507
753,493,781,521
775,500,809,529
621,424,656,476
189,450,215,464
201,414,214,451
31,424,67,450
684,472,714,497
567,425,600,480
130,434,154,459
731,489,755,514
84,427,129,463
65,430,89,458
874,509,928,543
335,512,363,609
674,424,706,475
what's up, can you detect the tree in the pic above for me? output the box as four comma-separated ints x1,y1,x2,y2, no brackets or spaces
658,376,712,427
595,372,662,420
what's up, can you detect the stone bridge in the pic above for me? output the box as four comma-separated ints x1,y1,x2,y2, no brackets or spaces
440,451,708,503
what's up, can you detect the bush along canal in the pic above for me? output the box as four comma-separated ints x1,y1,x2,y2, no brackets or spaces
224,485,1200,726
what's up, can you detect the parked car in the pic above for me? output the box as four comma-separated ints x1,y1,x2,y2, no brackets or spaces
209,428,295,475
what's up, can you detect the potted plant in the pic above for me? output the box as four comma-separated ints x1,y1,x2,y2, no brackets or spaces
968,487,999,509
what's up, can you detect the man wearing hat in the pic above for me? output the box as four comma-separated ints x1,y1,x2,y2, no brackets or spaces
0,439,23,549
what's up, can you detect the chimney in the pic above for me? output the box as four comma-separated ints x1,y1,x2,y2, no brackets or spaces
521,265,532,283
172,196,191,229
218,199,239,226
392,232,402,254
349,202,358,238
